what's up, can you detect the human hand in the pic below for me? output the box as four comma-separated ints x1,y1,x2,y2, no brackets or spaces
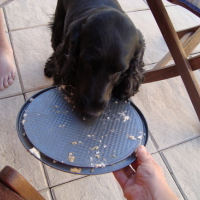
113,145,178,200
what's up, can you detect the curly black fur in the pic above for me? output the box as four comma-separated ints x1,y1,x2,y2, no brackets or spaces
44,0,145,117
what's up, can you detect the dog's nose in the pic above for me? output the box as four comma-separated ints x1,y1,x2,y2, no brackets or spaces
77,96,107,117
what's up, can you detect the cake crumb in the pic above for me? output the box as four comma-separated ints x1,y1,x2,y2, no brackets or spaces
68,153,75,163
95,163,106,168
123,116,130,122
137,135,143,140
71,142,78,145
29,147,41,159
95,155,100,158
91,168,94,173
70,168,82,173
21,119,26,125
90,146,99,150
128,135,136,140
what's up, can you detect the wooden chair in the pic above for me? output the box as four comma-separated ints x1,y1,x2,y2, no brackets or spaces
0,166,45,200
144,0,200,121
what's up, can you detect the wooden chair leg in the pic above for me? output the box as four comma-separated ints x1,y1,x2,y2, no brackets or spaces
144,55,200,83
0,166,45,200
146,0,200,121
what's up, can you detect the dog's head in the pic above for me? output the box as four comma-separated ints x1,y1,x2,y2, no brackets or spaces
54,8,145,117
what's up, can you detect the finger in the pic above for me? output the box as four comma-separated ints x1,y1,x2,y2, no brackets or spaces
122,165,135,178
131,158,140,171
136,145,152,164
113,169,128,189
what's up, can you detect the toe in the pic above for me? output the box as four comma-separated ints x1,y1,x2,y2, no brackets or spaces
8,73,14,85
0,77,4,91
11,70,16,80
3,75,9,88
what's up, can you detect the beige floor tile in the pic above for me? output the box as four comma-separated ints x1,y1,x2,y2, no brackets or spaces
132,74,200,150
161,138,200,200
44,165,86,187
52,173,125,200
162,0,174,6
128,6,200,65
167,6,200,53
39,189,53,200
145,133,157,153
25,89,43,100
152,153,183,199
0,95,48,190
4,0,57,30
2,8,8,32
118,0,148,12
10,26,53,92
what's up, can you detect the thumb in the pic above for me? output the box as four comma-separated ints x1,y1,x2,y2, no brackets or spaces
136,145,152,164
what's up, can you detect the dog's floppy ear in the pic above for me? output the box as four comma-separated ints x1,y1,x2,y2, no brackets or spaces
113,31,145,100
53,17,87,85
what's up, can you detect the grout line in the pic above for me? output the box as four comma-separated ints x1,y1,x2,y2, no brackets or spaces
23,84,53,94
10,23,50,32
49,175,89,190
51,189,57,200
3,7,25,93
148,129,159,150
126,8,150,14
0,84,53,101
41,164,55,200
157,135,200,152
159,152,188,200
0,92,23,100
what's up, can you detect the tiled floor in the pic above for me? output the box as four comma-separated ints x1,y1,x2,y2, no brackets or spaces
0,0,200,199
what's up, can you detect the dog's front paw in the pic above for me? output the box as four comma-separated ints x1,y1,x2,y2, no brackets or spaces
44,58,56,78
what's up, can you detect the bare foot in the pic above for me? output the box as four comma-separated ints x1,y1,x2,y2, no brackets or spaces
0,47,16,91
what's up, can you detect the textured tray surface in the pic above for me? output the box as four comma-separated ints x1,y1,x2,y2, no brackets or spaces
22,87,145,168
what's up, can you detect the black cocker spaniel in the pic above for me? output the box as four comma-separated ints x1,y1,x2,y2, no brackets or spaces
45,0,145,117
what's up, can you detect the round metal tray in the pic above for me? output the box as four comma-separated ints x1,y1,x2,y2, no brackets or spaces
16,86,148,175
